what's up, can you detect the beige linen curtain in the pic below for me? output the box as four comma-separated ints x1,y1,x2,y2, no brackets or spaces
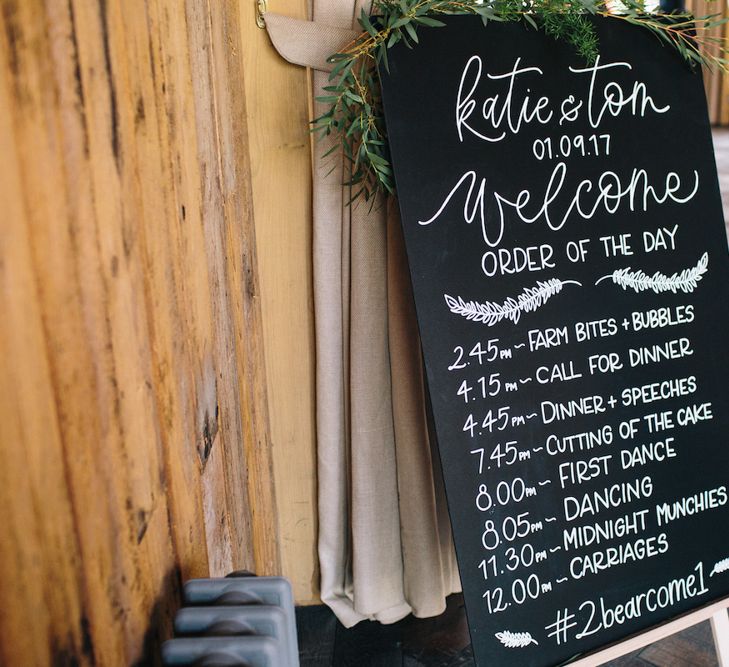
266,4,461,627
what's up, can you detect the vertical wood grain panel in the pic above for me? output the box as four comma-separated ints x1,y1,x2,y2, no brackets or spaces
0,24,88,662
240,0,320,603
686,0,729,125
0,0,279,663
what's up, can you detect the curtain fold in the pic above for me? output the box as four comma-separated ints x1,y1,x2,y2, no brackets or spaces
386,200,462,616
271,0,461,627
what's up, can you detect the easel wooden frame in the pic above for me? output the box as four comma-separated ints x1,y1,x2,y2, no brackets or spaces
567,597,729,666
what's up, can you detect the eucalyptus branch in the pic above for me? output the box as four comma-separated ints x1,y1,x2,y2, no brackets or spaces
311,0,729,205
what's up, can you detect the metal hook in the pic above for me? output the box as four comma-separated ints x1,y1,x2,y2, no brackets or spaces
256,0,267,28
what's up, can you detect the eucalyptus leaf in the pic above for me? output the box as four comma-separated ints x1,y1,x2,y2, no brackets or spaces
415,15,447,26
404,20,420,42
360,9,379,36
524,13,538,29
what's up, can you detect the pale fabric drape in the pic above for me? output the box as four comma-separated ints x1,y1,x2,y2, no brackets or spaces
266,4,461,627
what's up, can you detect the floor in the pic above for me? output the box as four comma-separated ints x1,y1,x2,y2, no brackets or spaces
295,130,729,666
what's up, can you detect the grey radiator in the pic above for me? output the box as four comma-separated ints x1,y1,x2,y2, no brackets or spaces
162,574,300,666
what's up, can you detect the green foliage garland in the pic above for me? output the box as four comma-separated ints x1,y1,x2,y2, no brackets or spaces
311,0,729,204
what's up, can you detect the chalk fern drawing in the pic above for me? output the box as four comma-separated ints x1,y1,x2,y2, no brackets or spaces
595,252,709,294
495,631,539,647
710,557,729,577
444,279,582,326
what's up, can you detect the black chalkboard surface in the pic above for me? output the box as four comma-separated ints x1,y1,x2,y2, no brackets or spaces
379,15,729,667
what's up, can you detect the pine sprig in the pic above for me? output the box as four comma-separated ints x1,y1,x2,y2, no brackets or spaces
595,252,709,294
312,0,729,205
495,630,539,647
542,9,599,61
444,278,582,326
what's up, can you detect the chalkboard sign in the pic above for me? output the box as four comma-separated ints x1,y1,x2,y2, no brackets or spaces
379,16,729,666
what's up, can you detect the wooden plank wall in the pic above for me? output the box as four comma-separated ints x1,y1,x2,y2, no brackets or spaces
692,0,729,126
682,0,729,125
0,0,302,663
240,4,320,604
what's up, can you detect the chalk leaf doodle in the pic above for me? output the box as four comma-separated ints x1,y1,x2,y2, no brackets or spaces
595,252,709,294
495,631,539,648
710,557,729,577
444,279,582,326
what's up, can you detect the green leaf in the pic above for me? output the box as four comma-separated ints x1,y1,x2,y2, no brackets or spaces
368,151,389,166
523,13,538,29
404,20,419,42
359,9,379,37
380,43,391,72
344,90,365,103
322,142,341,158
414,15,447,26
329,57,354,81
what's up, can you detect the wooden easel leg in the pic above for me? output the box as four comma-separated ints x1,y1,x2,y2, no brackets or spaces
711,609,729,667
